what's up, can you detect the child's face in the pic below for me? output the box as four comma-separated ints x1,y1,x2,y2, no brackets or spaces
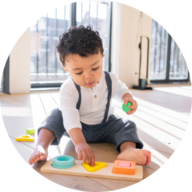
63,52,104,88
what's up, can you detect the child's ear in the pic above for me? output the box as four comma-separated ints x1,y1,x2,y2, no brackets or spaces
62,65,68,72
102,54,105,58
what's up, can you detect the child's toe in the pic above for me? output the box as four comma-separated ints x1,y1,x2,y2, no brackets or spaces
40,155,45,160
39,152,45,160
146,154,151,165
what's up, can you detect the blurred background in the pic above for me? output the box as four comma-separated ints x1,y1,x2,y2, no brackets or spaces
1,0,190,93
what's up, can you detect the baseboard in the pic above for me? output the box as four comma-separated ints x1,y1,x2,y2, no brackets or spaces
147,82,191,88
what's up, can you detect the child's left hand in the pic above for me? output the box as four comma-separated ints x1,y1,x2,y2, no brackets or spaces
123,97,138,115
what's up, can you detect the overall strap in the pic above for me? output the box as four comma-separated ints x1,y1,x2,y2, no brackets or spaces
71,71,112,123
102,71,112,123
71,78,81,110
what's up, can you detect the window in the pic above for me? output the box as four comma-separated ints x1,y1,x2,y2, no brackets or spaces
150,20,189,83
30,4,71,88
30,1,112,88
76,1,112,71
150,20,168,80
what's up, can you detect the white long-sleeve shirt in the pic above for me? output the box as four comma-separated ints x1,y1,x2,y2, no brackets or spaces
59,72,131,133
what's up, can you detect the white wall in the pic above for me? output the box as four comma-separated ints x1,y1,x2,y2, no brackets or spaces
9,28,30,94
111,3,152,88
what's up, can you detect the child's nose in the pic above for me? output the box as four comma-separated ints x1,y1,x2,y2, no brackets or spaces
85,72,93,79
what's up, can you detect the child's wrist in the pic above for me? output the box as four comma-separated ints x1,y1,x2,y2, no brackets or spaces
68,128,87,146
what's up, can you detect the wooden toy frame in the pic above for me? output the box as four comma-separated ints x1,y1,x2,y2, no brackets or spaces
41,159,143,181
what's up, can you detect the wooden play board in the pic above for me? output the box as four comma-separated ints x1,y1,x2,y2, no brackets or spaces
41,159,143,181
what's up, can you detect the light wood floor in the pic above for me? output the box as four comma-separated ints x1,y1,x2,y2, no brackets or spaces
0,86,191,191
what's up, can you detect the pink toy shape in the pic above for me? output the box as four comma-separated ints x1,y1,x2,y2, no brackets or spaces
118,162,131,167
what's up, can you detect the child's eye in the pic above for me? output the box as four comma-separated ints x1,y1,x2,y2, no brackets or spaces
92,66,99,71
75,66,99,75
75,72,82,75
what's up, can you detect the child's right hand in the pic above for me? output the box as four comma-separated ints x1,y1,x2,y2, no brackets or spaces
75,142,95,167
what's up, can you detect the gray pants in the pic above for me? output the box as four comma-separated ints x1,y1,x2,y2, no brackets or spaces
37,108,143,153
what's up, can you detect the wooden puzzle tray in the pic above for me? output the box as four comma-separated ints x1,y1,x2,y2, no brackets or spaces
41,159,143,181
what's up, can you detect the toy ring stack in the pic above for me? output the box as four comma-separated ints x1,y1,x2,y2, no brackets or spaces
51,155,75,169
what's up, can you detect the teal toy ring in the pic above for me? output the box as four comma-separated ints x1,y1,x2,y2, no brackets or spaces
122,102,133,112
51,155,75,169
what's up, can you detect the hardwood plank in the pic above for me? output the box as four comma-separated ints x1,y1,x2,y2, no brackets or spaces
45,138,161,189
180,86,192,91
90,167,156,191
1,106,32,117
50,93,59,106
30,90,59,94
9,138,110,191
138,104,188,130
1,93,48,149
88,140,171,171
114,107,180,154
143,146,172,170
130,88,192,114
30,94,47,128
0,94,32,108
147,83,191,88
33,160,111,192
135,110,185,139
154,87,192,98
9,137,35,165
112,97,189,123
3,116,34,139
41,160,143,182
138,127,177,154
39,93,58,115
52,141,164,189
4,108,172,172
1,88,187,191
183,113,191,116
40,142,164,190
6,134,164,191
51,137,163,173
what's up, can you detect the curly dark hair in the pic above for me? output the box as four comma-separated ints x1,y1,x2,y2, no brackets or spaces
56,25,104,66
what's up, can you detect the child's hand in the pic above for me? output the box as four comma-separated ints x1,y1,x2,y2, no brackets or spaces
124,97,138,115
75,142,95,167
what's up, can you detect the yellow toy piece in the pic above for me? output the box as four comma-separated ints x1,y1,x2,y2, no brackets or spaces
15,135,34,142
82,162,107,172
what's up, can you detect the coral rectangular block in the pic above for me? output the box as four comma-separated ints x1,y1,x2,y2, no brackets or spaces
112,160,136,175
118,162,131,167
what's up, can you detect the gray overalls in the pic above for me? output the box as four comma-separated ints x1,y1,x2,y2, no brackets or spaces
37,71,143,152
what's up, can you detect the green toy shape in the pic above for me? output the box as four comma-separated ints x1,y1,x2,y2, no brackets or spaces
122,102,133,112
26,128,35,135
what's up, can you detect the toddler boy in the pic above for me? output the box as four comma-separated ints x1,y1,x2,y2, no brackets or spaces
29,25,151,167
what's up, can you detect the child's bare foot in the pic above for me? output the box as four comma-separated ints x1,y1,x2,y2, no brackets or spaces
117,148,151,166
29,145,48,165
